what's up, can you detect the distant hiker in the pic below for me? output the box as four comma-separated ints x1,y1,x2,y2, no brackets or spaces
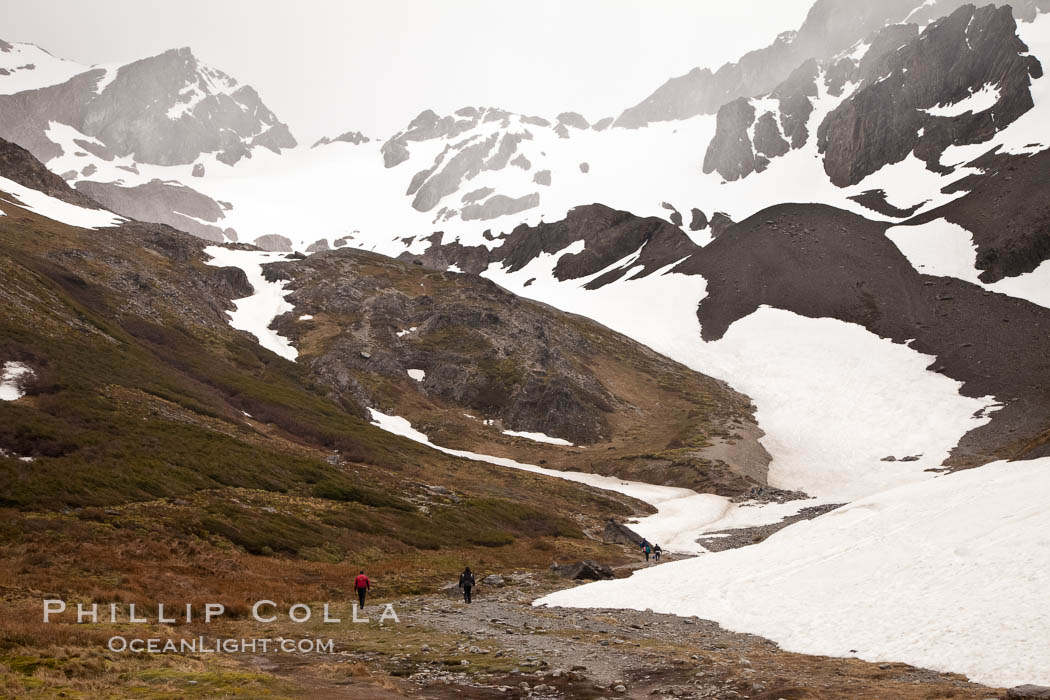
653,544,662,562
643,542,652,562
354,570,371,608
459,567,476,603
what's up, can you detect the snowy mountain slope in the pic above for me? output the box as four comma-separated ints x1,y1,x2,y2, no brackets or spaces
0,138,122,229
0,39,86,95
1,3,1045,259
616,0,1049,129
536,456,1050,689
411,198,1050,496
0,45,296,168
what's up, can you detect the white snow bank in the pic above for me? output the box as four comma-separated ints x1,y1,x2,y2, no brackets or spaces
536,457,1050,688
887,218,1050,309
501,429,574,447
368,409,806,553
922,83,1001,117
0,362,33,401
406,368,426,382
0,175,123,229
203,247,298,361
484,244,995,501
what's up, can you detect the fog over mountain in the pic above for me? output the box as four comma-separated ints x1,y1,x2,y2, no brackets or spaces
1,1,1049,697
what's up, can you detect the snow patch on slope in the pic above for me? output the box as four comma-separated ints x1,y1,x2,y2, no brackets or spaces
887,218,1050,309
203,247,298,361
922,82,1001,117
367,409,807,553
501,430,574,446
0,175,123,228
536,457,1050,688
0,362,33,401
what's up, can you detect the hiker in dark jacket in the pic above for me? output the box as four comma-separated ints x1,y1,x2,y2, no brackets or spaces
653,544,662,562
458,567,476,603
642,541,652,562
353,570,370,609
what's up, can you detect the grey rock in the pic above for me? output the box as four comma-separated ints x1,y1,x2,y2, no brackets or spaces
253,234,293,252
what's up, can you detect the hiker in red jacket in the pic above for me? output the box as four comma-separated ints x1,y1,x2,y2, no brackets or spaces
354,570,371,609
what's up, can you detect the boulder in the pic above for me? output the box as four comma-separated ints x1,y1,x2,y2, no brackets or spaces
550,560,614,581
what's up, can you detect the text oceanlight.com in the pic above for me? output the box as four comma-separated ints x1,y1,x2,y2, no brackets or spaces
107,637,336,654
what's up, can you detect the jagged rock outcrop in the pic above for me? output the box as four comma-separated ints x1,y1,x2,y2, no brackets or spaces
0,47,296,168
818,4,1043,186
311,130,370,148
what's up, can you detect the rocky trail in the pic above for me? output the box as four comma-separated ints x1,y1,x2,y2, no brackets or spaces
238,558,1005,699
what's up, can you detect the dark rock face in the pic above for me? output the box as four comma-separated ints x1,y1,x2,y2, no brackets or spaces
602,519,645,547
689,208,709,231
848,189,926,218
819,4,1043,186
408,204,698,288
75,179,233,243
0,47,296,168
305,239,330,253
908,149,1050,282
615,0,924,128
0,137,101,209
709,212,735,238
1007,686,1050,700
703,99,758,181
550,560,615,581
661,202,683,227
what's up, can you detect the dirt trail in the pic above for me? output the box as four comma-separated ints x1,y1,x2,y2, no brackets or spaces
239,560,1003,699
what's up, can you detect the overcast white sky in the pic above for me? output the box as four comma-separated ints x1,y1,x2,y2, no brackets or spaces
0,0,813,142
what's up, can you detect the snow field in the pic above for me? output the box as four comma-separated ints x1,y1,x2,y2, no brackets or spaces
536,457,1050,688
